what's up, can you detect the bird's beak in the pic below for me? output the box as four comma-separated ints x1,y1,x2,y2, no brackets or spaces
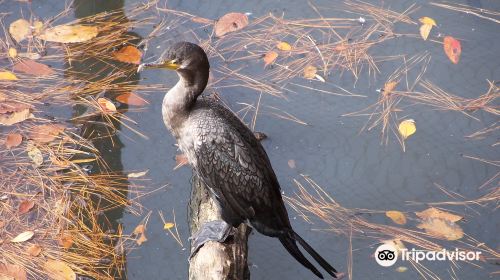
137,60,180,72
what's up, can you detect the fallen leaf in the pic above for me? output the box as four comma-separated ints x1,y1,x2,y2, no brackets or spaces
26,244,42,256
58,234,73,249
29,124,65,143
33,21,44,34
276,41,292,51
43,259,76,280
443,36,461,64
8,48,18,58
383,81,398,96
303,65,317,79
0,263,27,280
9,19,30,43
115,92,148,106
174,154,189,170
0,71,18,80
112,46,142,64
5,133,22,149
395,266,408,273
133,224,147,245
191,17,213,24
127,170,149,178
287,159,296,169
0,102,31,125
386,211,407,225
164,223,174,230
97,98,116,113
415,207,462,223
417,218,463,240
419,17,436,26
39,24,98,43
419,17,436,41
18,200,35,215
11,231,34,243
214,13,248,37
13,59,55,76
263,51,278,67
26,142,43,166
398,119,416,140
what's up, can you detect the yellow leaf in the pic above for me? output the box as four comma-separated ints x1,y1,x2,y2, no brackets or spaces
11,231,34,243
398,119,416,140
8,48,18,58
303,65,317,79
419,17,436,26
0,71,18,80
396,266,408,273
383,81,398,96
33,20,44,34
417,218,463,240
415,207,462,223
39,25,98,43
9,19,30,43
263,51,278,67
385,211,407,225
419,24,433,41
112,46,142,65
43,259,76,280
276,41,292,51
164,223,175,230
127,170,149,178
97,97,116,113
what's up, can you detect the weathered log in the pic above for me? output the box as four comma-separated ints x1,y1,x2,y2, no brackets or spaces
188,175,251,280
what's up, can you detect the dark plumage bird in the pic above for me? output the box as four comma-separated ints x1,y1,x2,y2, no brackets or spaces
142,41,337,279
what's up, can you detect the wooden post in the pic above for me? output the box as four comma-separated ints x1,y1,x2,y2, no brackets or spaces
188,175,251,280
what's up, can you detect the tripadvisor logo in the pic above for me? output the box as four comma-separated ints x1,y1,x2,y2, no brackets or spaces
375,243,481,267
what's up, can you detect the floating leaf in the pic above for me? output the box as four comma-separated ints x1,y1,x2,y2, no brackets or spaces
33,20,44,34
303,65,317,79
0,71,18,80
115,93,148,106
127,170,149,178
58,234,73,249
214,13,248,37
276,41,292,51
112,46,142,65
18,200,35,215
418,16,436,41
13,59,55,76
419,17,436,26
5,133,22,149
39,24,98,43
415,207,462,223
164,223,175,230
0,102,31,125
263,51,278,67
9,48,18,58
386,211,407,225
417,218,463,240
396,266,408,273
398,119,416,140
443,36,461,64
97,98,116,113
383,81,398,96
27,142,43,166
11,231,34,243
43,259,76,280
9,19,30,43
0,263,27,280
29,124,65,143
133,224,147,245
26,244,42,256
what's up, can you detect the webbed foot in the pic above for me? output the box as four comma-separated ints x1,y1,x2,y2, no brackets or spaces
189,220,232,258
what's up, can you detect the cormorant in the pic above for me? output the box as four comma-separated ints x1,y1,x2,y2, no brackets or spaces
142,41,337,279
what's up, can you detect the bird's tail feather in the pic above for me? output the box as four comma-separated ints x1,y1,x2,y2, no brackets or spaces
279,231,337,279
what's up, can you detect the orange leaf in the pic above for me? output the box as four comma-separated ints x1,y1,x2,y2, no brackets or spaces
112,46,142,65
214,13,248,37
29,124,65,143
385,211,407,225
26,244,43,256
59,234,73,249
115,93,148,106
18,200,35,215
97,98,116,113
43,259,76,280
263,51,278,67
443,36,461,64
133,224,147,245
13,59,55,76
383,81,398,97
5,133,22,148
0,102,31,125
415,207,462,223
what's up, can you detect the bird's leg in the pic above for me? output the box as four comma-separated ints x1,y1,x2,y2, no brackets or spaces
189,220,233,258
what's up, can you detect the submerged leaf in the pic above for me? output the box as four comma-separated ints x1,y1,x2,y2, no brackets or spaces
115,93,148,106
214,13,248,37
416,207,462,223
30,124,65,143
303,65,317,79
443,36,461,64
386,211,407,225
44,259,76,280
97,98,116,113
112,46,142,65
13,59,55,76
39,24,98,43
9,19,30,43
0,102,31,125
11,231,34,243
18,200,35,215
263,51,278,67
276,41,292,51
417,218,463,240
5,133,22,148
398,119,416,140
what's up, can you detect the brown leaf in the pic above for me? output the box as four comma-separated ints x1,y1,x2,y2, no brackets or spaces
133,224,147,246
97,98,116,113
26,244,42,256
11,231,34,243
383,81,398,97
385,210,407,225
39,24,98,43
58,234,73,249
13,59,55,76
415,207,462,223
112,46,142,65
43,259,76,280
5,133,22,149
0,263,27,280
443,36,461,64
29,124,65,143
115,93,148,106
0,102,31,125
18,200,35,215
214,13,248,37
417,218,463,240
174,154,189,170
191,17,213,24
303,65,317,79
263,51,278,67
26,142,43,166
9,19,30,43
